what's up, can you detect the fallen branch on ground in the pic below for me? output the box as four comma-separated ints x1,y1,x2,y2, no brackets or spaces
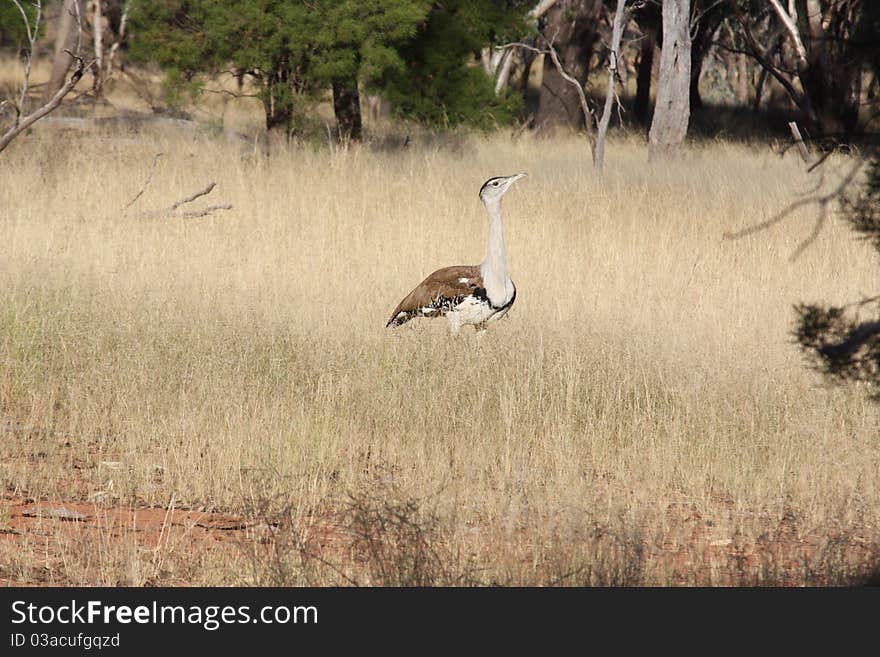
176,204,234,219
123,152,164,210
137,181,233,219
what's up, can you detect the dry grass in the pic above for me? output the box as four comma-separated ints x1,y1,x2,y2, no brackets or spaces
1,113,878,584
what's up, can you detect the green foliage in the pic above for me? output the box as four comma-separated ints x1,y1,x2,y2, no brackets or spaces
128,0,431,131
128,1,306,105
160,68,204,108
309,0,430,83
0,1,41,47
128,0,530,131
381,0,527,129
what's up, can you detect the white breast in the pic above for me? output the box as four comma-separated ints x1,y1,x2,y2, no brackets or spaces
448,295,496,326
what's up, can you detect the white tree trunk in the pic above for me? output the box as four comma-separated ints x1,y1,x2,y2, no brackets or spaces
593,0,627,173
494,50,514,95
767,0,808,68
648,0,692,155
92,0,103,95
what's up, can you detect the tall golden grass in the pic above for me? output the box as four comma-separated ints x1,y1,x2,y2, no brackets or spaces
1,120,878,584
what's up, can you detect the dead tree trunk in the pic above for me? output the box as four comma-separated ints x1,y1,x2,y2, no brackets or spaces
593,0,627,173
648,0,691,156
44,0,84,102
332,78,362,142
91,0,104,96
534,0,602,133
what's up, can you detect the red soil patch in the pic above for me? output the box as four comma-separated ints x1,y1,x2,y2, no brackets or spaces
0,497,261,586
1,495,877,586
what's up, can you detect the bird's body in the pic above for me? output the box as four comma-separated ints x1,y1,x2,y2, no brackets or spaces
386,264,517,332
386,173,525,333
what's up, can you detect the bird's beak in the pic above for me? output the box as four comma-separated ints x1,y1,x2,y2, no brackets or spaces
504,172,527,191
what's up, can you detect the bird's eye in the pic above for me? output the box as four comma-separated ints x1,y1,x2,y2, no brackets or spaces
492,181,499,187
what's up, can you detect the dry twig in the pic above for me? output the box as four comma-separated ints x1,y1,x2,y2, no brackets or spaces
138,181,233,220
123,152,165,210
170,182,217,211
177,204,234,219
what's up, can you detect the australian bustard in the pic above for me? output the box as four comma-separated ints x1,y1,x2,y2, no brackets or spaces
386,173,526,333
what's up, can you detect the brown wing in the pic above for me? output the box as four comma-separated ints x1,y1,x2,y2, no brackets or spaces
387,265,483,327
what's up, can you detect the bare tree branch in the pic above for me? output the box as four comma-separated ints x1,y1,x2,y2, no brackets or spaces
0,52,89,155
728,3,825,131
498,2,629,174
499,29,600,145
767,0,809,67
494,0,562,94
539,31,596,149
11,0,42,124
713,38,811,121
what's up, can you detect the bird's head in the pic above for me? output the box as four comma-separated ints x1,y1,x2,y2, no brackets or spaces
479,173,527,205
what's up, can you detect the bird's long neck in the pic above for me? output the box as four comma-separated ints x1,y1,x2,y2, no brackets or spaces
480,198,509,305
